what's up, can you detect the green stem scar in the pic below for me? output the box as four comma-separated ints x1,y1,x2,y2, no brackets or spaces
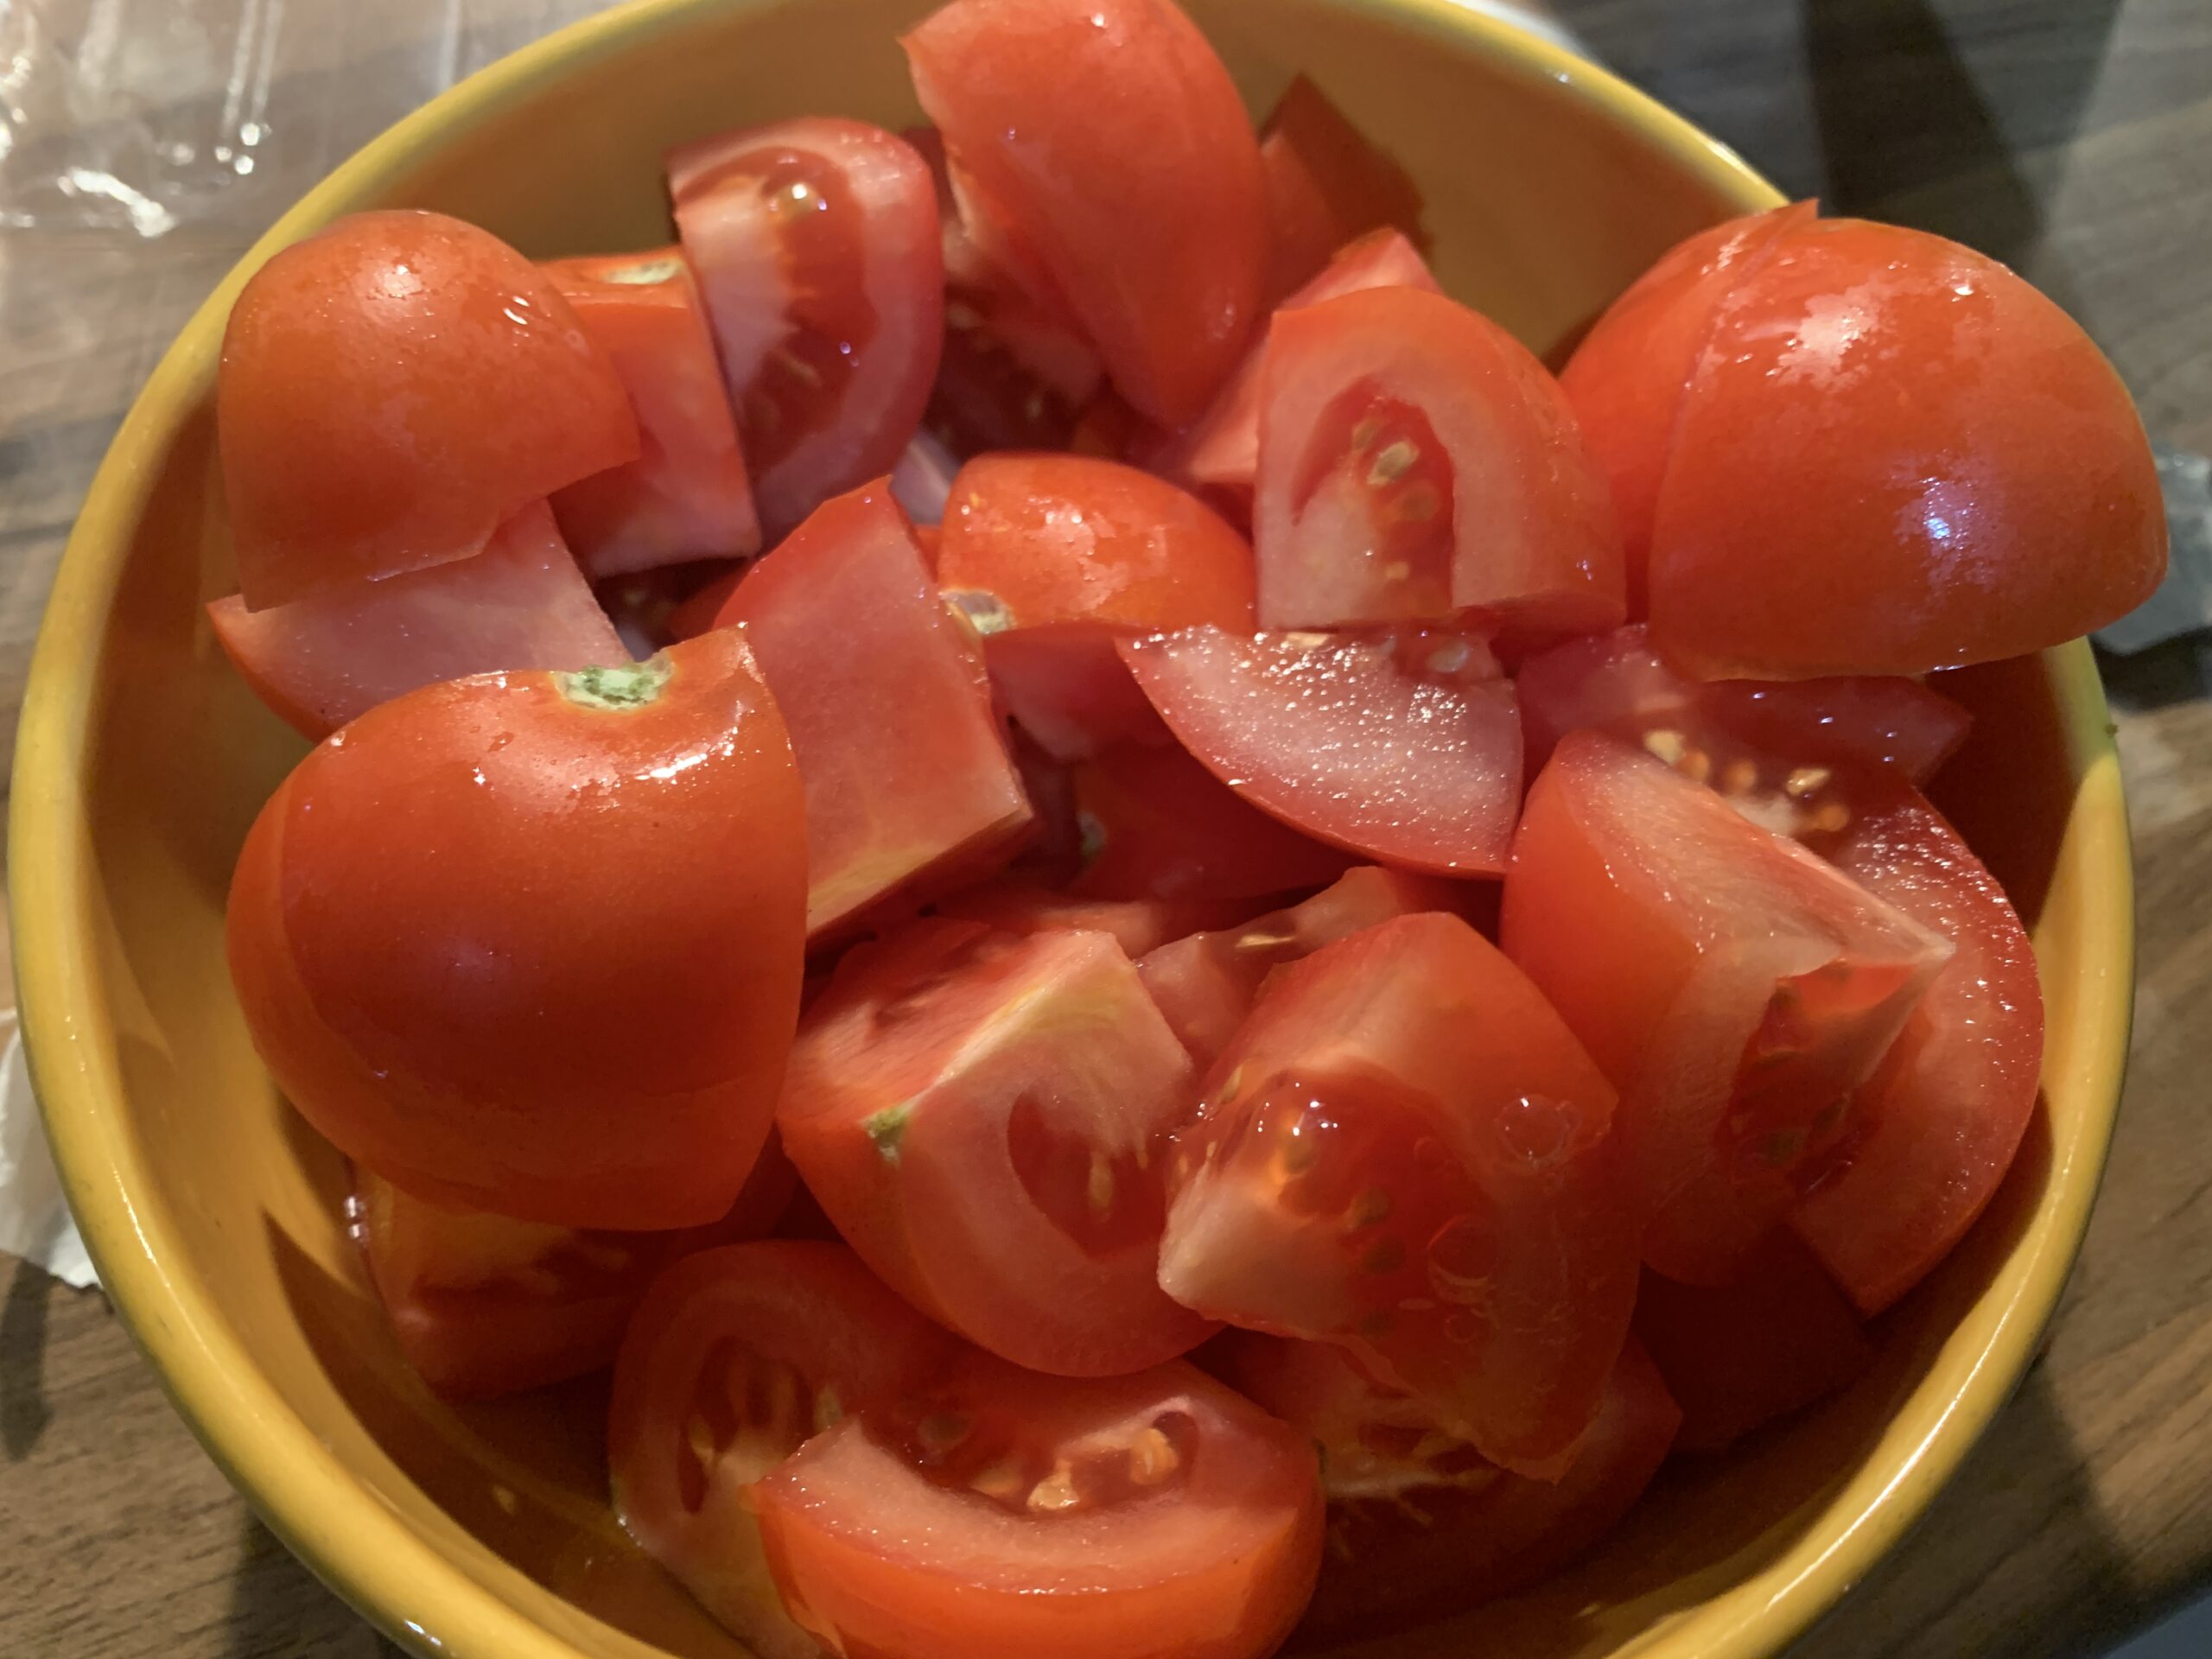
556,658,672,711
862,1103,912,1164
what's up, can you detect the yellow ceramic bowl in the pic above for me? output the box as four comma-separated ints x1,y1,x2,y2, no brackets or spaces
10,1,2133,1656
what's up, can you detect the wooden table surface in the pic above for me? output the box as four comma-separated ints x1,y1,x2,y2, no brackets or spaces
2,1,2209,1655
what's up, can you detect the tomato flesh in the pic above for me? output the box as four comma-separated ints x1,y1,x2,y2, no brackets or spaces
1501,733,1953,1285
931,878,1270,960
209,500,625,742
1159,912,1637,1474
779,919,1217,1376
1789,785,2044,1314
755,1351,1325,1659
1257,76,1430,303
714,482,1033,940
671,118,943,537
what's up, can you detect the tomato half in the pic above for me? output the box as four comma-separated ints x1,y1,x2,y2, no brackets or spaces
929,878,1269,959
1500,733,1952,1285
754,1351,1325,1659
1255,285,1623,635
355,1136,793,1400
1257,75,1430,303
669,118,942,537
1137,866,1470,1065
1163,228,1442,497
903,0,1268,428
542,248,761,576
1556,202,1810,614
779,919,1215,1376
226,629,807,1229
1158,912,1638,1474
1789,785,2044,1314
609,1242,961,1659
1222,1332,1679,1638
208,500,625,742
1632,1237,1873,1452
1122,626,1522,876
712,482,1033,940
1069,742,1352,903
219,210,638,609
1647,216,2165,677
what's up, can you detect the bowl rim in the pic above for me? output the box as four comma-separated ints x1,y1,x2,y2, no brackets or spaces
8,2,2134,1657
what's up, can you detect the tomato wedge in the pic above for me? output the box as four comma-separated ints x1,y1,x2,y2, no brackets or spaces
355,1136,793,1400
1257,76,1430,303
209,500,625,742
219,210,639,609
1122,626,1522,876
930,878,1268,960
1501,733,1953,1286
754,1351,1324,1659
903,0,1268,428
712,482,1033,939
542,248,760,576
779,919,1216,1376
1255,285,1623,635
1163,229,1442,497
609,1242,961,1659
1069,742,1351,903
1789,785,2044,1314
1633,1237,1874,1452
890,429,961,526
1222,1332,1679,1638
669,118,942,537
1158,912,1638,1474
1137,866,1469,1065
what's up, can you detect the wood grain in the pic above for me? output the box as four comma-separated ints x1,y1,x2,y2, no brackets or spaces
2,1,2209,1655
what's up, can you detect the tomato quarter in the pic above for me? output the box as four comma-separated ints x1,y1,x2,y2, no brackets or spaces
1257,75,1430,303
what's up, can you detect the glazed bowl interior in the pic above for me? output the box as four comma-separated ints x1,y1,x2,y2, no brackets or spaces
10,2,2133,1657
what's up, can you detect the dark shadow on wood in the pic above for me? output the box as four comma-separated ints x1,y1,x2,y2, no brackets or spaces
0,1258,55,1459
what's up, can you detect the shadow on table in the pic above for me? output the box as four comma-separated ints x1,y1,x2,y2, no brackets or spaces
227,1513,408,1659
0,1258,54,1459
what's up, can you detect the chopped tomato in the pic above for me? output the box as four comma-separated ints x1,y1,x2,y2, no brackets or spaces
669,118,942,537
938,454,1256,758
1633,1237,1874,1452
1557,202,1811,613
1162,228,1442,495
226,631,807,1229
779,919,1216,1376
208,500,625,742
890,429,961,526
666,563,747,641
903,0,1268,428
219,210,639,608
1257,76,1430,303
754,1351,1324,1659
1222,1332,1679,1638
1137,866,1471,1065
1646,216,2165,676
609,1241,962,1659
930,878,1269,959
712,482,1033,940
1158,912,1638,1475
1500,733,1952,1285
1122,626,1520,875
1069,742,1351,903
354,1136,793,1400
1789,785,2044,1314
542,248,761,576
1255,285,1623,636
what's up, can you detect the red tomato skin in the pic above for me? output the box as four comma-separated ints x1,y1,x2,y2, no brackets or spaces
666,563,747,642
543,248,761,576
754,1355,1325,1659
1255,285,1624,635
220,210,639,609
670,118,943,538
1649,217,2166,677
1633,1239,1874,1452
226,629,808,1230
208,500,626,742
779,921,1217,1376
1257,75,1430,303
714,483,1033,940
930,878,1270,960
1789,786,2043,1314
1557,203,1811,615
903,0,1268,428
1122,626,1522,877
